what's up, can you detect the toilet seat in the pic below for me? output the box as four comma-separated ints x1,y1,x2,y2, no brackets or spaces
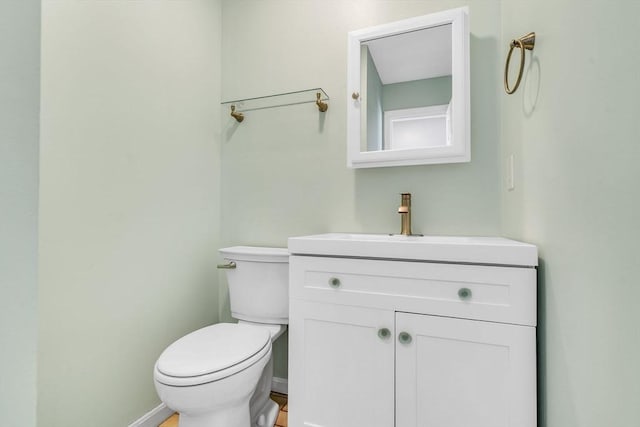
155,323,271,387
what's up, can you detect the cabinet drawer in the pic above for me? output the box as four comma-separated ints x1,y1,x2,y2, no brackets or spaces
290,255,536,326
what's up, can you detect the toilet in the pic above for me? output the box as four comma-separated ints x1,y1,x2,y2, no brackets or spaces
154,246,289,427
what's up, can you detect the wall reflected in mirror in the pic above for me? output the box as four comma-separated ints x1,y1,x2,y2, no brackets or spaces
360,24,453,152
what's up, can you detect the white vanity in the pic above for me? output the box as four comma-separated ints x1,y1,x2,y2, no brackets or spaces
288,233,537,427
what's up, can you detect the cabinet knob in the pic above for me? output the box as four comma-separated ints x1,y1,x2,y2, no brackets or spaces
398,331,412,345
458,287,472,300
377,328,391,340
328,277,341,288
352,92,360,100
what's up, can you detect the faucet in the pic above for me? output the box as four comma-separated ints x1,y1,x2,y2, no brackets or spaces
398,193,412,235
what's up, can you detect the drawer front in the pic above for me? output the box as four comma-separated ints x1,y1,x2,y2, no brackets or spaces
290,255,536,326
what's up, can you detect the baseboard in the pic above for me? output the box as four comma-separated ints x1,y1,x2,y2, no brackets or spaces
271,376,288,395
128,402,174,427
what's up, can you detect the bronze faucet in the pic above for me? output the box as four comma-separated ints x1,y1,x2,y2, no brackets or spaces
398,193,412,235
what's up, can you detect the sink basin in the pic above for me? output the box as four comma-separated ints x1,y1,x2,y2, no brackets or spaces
288,233,538,267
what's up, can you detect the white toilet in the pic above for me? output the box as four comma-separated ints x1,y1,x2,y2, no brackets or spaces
154,246,289,427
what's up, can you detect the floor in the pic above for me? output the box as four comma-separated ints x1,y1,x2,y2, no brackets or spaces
158,392,288,427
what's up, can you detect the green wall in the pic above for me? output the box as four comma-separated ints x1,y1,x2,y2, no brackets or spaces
0,1,40,426
220,0,501,245
382,75,452,111
501,1,640,426
38,1,222,425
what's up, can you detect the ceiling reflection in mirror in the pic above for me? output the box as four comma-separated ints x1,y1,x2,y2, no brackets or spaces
360,24,453,152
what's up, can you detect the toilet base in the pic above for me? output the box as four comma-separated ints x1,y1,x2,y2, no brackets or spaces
253,398,279,427
175,397,279,427
178,401,250,427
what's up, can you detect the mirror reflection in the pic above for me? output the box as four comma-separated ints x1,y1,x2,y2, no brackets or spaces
361,24,453,152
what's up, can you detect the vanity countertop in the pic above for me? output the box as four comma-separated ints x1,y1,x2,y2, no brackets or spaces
288,233,538,267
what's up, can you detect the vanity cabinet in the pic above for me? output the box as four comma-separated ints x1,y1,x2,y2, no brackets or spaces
289,300,395,427
395,312,535,427
288,253,537,427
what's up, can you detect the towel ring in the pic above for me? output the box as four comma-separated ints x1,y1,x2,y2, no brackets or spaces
504,32,535,94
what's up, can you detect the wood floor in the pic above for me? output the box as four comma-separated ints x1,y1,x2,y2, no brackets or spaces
158,392,288,427
158,413,178,427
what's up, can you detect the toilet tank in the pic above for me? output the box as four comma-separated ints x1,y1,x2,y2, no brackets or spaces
219,246,289,324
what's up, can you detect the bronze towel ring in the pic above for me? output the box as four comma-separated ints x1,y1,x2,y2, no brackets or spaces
504,32,536,94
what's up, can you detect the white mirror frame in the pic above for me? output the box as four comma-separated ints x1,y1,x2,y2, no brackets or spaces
347,7,470,168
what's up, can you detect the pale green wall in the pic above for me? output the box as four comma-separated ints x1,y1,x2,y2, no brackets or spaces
220,0,502,379
0,1,40,426
220,0,501,245
38,1,222,426
501,1,640,426
382,75,452,111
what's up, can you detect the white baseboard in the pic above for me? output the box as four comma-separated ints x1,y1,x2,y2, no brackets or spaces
271,376,288,395
128,402,174,427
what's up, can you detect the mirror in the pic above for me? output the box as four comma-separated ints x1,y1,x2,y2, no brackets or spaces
347,7,469,168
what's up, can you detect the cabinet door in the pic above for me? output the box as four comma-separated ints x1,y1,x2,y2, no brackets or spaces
396,312,536,427
288,300,394,427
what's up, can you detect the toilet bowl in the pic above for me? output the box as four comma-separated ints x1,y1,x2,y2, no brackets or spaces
153,246,289,427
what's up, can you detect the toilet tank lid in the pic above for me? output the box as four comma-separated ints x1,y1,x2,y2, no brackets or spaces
219,246,289,263
156,323,270,379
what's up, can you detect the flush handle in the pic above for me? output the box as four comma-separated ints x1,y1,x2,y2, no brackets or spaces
217,261,236,269
328,277,341,288
458,287,472,300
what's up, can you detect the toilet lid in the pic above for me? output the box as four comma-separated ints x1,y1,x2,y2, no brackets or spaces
156,323,271,379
